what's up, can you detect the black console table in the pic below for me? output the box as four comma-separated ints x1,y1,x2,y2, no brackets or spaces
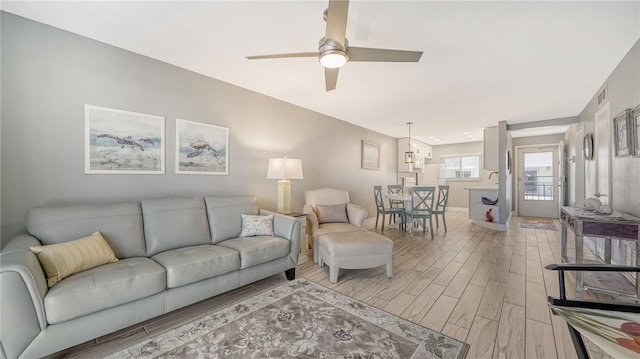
560,206,640,299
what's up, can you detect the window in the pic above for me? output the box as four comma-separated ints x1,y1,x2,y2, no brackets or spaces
523,151,554,201
442,155,480,179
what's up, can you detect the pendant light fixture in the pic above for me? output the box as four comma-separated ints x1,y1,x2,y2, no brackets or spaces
405,122,414,163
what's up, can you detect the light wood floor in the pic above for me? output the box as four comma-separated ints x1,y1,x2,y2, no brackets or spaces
50,211,610,358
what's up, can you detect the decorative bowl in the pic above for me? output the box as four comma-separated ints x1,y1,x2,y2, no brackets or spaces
596,205,613,215
583,198,602,211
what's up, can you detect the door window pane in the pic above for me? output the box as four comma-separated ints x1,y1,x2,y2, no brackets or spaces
524,152,554,201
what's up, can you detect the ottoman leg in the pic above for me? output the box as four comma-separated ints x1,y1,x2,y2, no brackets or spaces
386,257,394,278
329,262,339,283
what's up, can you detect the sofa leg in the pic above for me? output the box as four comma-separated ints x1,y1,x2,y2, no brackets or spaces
285,268,296,280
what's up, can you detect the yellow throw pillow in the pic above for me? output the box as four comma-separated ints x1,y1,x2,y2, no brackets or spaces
30,231,119,287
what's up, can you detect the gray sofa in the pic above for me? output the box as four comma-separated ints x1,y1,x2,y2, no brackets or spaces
0,195,301,359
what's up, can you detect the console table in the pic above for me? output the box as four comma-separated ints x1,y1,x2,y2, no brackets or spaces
560,206,640,299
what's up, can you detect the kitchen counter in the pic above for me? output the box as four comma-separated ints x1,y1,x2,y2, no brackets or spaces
465,186,498,191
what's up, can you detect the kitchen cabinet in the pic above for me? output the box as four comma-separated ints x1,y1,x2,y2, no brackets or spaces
484,127,498,170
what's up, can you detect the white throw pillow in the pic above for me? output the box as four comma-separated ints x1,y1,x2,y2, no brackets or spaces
239,213,275,237
316,204,349,224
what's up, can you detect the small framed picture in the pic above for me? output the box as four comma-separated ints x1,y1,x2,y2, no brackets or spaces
613,109,632,157
361,140,380,170
632,105,640,157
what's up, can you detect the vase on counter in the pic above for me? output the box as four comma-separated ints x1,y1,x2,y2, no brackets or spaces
486,209,493,222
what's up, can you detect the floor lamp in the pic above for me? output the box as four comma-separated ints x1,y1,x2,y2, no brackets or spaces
266,156,303,214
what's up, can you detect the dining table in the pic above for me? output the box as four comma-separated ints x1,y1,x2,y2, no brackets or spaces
385,193,412,210
384,192,429,231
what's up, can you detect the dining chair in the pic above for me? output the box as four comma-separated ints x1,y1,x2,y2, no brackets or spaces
387,184,404,225
432,185,450,232
405,186,436,238
546,263,640,359
374,186,405,232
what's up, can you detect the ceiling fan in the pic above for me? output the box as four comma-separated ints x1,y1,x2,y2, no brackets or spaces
246,0,423,91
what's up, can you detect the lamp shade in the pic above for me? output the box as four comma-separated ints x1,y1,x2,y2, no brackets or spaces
266,157,303,180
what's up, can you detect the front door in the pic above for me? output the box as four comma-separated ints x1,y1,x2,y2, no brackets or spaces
517,146,560,218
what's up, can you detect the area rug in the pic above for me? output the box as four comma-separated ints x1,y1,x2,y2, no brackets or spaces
520,217,558,231
107,279,469,359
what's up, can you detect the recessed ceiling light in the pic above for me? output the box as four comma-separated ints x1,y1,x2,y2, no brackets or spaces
471,137,477,140
428,136,435,139
467,135,473,138
434,139,441,142
463,132,470,135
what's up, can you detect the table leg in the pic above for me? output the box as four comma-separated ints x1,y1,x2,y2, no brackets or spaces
604,238,611,264
636,240,640,301
576,233,584,299
561,220,568,262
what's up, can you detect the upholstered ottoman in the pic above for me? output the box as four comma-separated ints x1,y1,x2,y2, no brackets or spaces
318,231,394,283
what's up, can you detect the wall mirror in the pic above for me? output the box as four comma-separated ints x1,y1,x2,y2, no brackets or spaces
583,133,594,160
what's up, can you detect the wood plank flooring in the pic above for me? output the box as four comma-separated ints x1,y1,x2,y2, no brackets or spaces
48,211,613,358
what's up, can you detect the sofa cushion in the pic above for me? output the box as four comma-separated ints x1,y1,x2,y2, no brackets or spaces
44,257,166,325
142,197,211,257
217,236,290,269
30,231,119,287
151,245,240,288
311,223,367,240
316,204,349,224
205,196,259,244
239,214,274,237
26,202,146,258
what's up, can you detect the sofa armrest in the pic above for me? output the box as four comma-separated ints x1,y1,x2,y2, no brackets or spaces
2,233,42,252
302,204,319,230
1,242,49,358
347,203,368,227
259,210,301,263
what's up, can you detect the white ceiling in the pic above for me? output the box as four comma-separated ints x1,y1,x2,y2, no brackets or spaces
2,1,639,145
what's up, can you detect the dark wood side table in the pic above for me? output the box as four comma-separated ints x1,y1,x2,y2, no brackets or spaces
560,206,640,299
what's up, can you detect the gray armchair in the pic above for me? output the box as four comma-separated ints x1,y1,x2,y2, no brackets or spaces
303,188,368,263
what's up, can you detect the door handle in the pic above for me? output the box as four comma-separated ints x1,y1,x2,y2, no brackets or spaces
594,193,607,198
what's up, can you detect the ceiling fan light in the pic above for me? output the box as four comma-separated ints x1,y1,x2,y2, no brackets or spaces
320,50,348,68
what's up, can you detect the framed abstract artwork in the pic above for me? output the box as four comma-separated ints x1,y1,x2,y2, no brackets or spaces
361,140,380,170
175,119,229,175
613,109,632,157
85,105,165,174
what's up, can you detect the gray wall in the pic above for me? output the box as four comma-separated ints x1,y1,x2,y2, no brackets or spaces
512,134,565,148
498,121,513,226
0,12,398,246
572,39,639,218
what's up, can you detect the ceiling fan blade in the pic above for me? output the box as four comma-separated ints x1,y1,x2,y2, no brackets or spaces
246,52,317,60
325,67,339,91
348,47,423,62
325,0,349,47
